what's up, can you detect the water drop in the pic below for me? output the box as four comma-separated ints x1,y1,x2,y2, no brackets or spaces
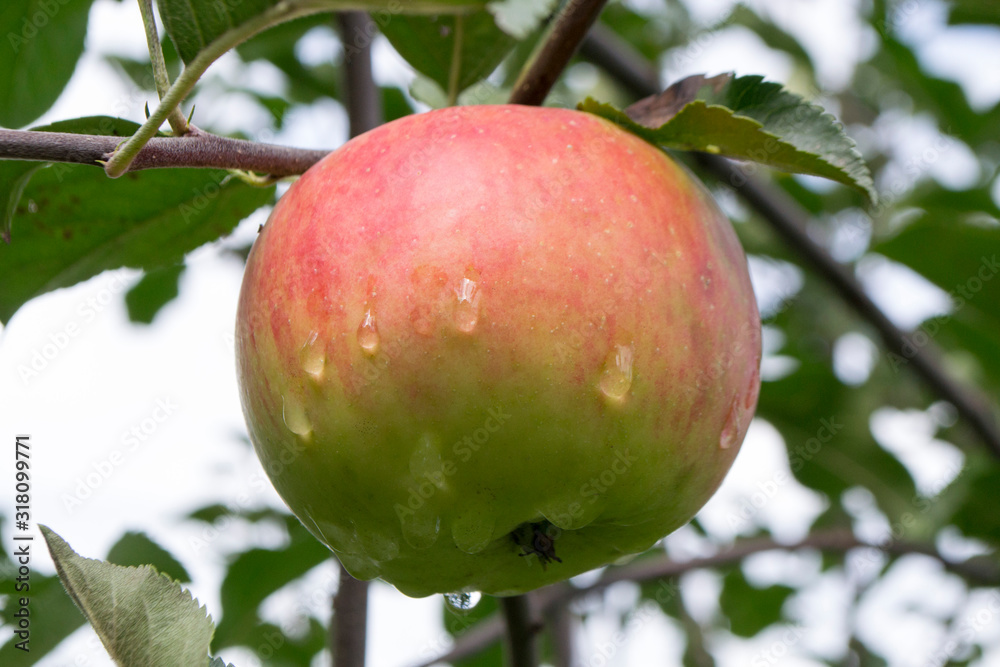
410,306,435,336
358,530,400,562
299,331,325,381
451,509,495,554
598,344,634,403
357,309,380,355
281,395,312,438
454,277,481,333
744,367,761,411
410,435,446,489
400,511,440,549
444,591,482,614
719,399,740,450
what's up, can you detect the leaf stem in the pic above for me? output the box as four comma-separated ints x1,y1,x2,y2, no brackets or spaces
508,0,609,106
137,0,188,135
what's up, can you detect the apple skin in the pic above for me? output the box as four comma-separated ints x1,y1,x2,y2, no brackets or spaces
235,104,760,597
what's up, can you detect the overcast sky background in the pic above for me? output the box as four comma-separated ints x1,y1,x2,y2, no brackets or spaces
1,0,999,665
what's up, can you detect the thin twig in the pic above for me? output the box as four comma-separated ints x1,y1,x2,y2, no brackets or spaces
414,530,1000,666
137,0,188,135
508,0,610,105
579,24,1000,458
104,2,323,177
332,568,369,667
0,128,329,176
697,152,1000,457
500,595,539,667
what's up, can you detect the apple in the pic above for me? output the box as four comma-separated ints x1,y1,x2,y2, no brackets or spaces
235,104,761,597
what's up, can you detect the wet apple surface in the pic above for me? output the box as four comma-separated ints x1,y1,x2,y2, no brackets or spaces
236,104,761,597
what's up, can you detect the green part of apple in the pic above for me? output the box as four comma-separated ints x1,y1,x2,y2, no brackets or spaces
235,104,761,597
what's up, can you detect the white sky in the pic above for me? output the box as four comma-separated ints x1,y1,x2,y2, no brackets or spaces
1,0,999,665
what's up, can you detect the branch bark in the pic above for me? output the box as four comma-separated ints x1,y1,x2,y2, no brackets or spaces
329,12,381,667
508,0,610,105
500,594,540,667
0,127,329,177
579,23,1000,458
332,568,369,667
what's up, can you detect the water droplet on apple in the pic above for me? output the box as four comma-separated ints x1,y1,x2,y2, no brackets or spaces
400,511,440,549
444,591,482,613
410,306,435,335
410,435,446,489
357,309,380,355
299,331,325,381
744,367,761,411
451,508,495,554
598,344,634,403
358,529,399,561
453,277,480,333
281,395,312,438
719,400,740,450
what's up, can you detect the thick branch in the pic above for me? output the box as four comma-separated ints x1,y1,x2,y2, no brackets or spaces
332,568,369,667
580,24,1000,458
500,595,539,667
415,529,1000,666
0,128,329,176
329,13,380,667
337,12,383,136
509,0,610,105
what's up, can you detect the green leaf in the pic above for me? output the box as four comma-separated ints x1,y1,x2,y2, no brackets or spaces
0,0,96,128
579,73,877,202
106,531,192,583
40,525,215,667
125,263,186,324
719,569,794,637
0,159,273,324
0,523,86,663
948,0,1000,25
873,217,1000,327
722,6,817,85
381,12,515,99
157,0,487,65
486,0,556,39
213,516,330,648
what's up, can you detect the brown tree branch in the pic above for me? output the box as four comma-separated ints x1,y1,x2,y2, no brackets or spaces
329,12,382,667
413,529,1000,667
579,23,1000,458
332,568,369,667
500,594,540,667
0,127,329,177
508,0,610,105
